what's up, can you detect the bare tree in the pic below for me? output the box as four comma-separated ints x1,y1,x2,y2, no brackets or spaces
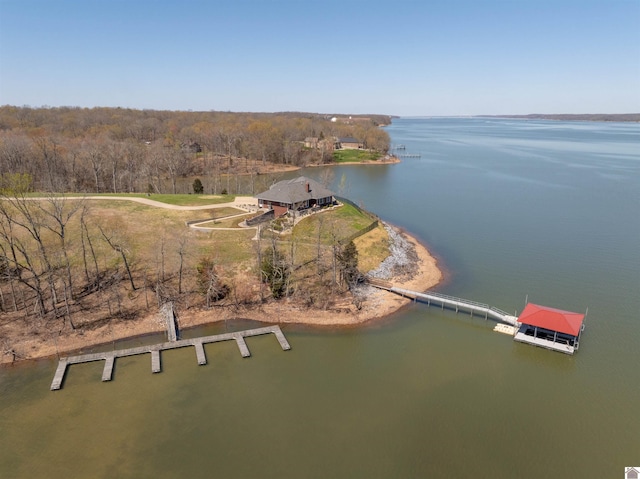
98,222,136,291
176,233,189,295
36,195,83,299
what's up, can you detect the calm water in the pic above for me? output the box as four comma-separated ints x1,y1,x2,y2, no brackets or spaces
1,118,639,478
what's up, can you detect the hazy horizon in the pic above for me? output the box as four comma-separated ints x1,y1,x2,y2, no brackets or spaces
1,0,638,116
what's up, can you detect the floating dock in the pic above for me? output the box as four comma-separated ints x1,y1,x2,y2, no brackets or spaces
368,280,585,355
50,325,291,391
493,324,516,335
512,303,585,355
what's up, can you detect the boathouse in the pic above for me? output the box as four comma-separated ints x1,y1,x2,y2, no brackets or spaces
514,303,585,355
255,176,335,217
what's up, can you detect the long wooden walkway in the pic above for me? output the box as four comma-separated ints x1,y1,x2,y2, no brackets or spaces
369,282,518,326
50,325,291,391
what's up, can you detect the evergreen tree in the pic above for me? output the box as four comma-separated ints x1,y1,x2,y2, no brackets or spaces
192,178,204,194
261,245,290,298
337,240,360,288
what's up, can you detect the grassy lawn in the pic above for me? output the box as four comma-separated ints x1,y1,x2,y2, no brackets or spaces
292,203,375,245
192,229,256,265
333,149,382,163
84,201,256,268
30,192,237,206
354,224,390,273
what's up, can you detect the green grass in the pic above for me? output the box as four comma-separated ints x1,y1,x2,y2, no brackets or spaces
292,203,375,245
333,149,382,163
193,230,256,264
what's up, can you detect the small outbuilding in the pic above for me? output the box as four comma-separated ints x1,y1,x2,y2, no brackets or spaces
255,176,335,218
514,303,585,354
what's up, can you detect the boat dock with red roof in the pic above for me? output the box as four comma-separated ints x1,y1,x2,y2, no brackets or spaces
514,303,585,354
368,280,586,355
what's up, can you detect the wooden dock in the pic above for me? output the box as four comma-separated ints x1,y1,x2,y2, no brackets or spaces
50,325,291,391
162,302,179,342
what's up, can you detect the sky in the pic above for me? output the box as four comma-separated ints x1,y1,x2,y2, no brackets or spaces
0,0,639,116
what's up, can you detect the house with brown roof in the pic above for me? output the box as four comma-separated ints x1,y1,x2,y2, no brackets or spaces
255,176,335,217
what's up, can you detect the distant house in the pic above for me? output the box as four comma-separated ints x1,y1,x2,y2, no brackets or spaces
338,137,363,150
255,176,335,217
304,137,318,148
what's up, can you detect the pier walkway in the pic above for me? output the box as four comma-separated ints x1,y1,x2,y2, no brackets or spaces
50,325,290,391
368,281,518,326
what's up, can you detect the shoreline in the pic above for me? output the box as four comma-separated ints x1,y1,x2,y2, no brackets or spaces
0,228,442,366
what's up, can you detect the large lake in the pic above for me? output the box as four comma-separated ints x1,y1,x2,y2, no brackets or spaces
1,118,638,478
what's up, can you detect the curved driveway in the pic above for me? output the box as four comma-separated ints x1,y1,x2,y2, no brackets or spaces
79,195,259,211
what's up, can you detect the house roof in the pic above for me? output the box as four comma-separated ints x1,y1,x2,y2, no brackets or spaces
339,137,361,143
255,176,335,205
518,303,585,336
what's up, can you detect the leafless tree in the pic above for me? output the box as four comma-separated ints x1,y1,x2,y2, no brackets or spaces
98,222,136,291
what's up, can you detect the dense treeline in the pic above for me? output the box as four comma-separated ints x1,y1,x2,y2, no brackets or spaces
0,106,391,194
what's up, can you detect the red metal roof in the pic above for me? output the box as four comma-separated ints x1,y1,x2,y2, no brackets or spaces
517,303,585,336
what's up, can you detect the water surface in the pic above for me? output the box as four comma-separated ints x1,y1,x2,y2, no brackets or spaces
1,118,639,478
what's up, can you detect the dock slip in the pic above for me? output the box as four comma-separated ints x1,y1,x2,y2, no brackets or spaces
50,325,291,391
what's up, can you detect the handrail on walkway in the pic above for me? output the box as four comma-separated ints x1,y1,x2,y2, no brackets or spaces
365,278,517,326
